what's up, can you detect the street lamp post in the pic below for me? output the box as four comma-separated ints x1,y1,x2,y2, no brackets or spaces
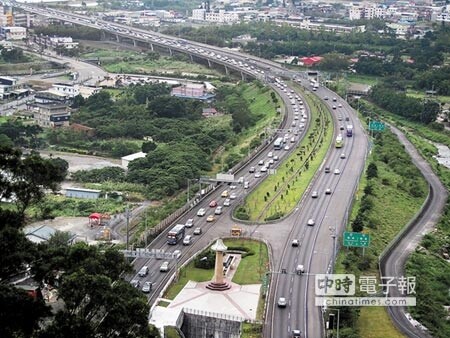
329,223,337,271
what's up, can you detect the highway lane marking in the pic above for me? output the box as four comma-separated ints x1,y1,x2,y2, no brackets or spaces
290,287,293,294
288,312,291,319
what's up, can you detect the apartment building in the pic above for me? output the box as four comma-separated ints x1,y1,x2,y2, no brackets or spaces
0,26,26,40
33,103,70,128
191,9,239,23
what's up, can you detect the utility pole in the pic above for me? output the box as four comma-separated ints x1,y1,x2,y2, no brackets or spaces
126,207,130,251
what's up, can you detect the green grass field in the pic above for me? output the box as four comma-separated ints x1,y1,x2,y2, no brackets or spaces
241,85,333,221
406,89,450,103
223,239,269,285
346,74,380,86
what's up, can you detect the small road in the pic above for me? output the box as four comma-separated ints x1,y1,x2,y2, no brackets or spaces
383,125,448,338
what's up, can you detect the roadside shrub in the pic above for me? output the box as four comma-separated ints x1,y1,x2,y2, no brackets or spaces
235,207,250,220
194,249,215,269
264,211,284,221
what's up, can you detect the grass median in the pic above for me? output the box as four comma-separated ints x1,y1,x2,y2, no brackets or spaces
239,85,334,221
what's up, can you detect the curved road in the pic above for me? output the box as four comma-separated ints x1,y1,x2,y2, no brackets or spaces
383,126,448,338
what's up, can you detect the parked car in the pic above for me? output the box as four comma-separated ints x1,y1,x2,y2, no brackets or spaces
142,281,153,293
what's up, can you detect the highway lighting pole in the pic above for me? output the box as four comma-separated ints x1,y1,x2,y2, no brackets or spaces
329,223,337,271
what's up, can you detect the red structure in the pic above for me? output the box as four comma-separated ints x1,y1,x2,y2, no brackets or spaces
88,213,110,227
300,56,323,66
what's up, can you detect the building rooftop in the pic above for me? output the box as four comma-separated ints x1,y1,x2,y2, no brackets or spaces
121,151,147,162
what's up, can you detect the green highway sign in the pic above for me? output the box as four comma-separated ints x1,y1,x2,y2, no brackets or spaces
369,121,385,131
343,232,370,248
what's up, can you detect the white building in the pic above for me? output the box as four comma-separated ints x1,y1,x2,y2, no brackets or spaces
192,9,239,23
121,152,147,168
48,36,78,49
192,8,206,21
51,83,80,98
0,26,27,40
349,4,386,20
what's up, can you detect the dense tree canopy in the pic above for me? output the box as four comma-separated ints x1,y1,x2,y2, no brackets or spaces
0,144,156,337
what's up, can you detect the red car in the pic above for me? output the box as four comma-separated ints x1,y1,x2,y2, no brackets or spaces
209,200,217,207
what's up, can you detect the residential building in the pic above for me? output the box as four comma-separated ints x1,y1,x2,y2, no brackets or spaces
0,5,13,26
34,35,78,49
171,83,215,101
33,103,70,128
13,12,33,28
0,26,26,40
192,9,239,23
52,83,80,98
0,76,17,100
349,4,386,20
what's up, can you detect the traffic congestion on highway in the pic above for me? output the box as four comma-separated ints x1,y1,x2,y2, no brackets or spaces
6,2,372,337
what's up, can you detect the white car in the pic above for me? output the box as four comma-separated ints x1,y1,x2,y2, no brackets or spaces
284,145,290,151
197,208,206,217
172,250,181,259
185,219,194,227
230,193,237,200
307,219,315,226
311,191,318,198
334,168,341,175
223,198,231,206
255,172,261,178
278,297,287,308
260,166,268,172
340,153,346,159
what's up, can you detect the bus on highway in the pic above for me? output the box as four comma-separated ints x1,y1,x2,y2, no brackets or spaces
335,134,344,148
274,137,284,150
346,125,353,137
167,224,185,245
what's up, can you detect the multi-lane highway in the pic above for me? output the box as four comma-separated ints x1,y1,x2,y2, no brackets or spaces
269,87,369,337
7,2,373,337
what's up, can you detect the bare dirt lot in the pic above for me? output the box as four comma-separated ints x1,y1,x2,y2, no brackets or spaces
40,150,122,173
